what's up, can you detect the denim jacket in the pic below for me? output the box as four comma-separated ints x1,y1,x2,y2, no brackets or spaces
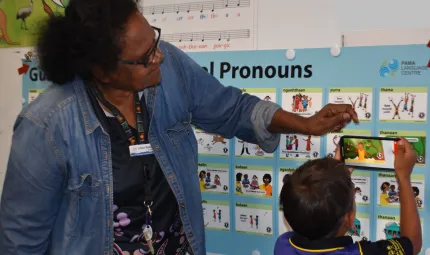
0,42,280,255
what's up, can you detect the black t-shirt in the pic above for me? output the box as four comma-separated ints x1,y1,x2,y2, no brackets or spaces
87,87,193,255
290,234,413,255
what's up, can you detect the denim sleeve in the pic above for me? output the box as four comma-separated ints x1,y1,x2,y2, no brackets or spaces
0,116,65,255
164,42,280,153
251,100,281,153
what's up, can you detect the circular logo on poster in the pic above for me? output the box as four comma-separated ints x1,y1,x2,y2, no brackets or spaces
377,152,383,159
266,227,272,233
224,222,229,228
365,112,371,119
223,148,228,153
419,112,425,119
223,185,228,191
379,59,399,77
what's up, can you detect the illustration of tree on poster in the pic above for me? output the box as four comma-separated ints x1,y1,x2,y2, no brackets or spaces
0,0,68,48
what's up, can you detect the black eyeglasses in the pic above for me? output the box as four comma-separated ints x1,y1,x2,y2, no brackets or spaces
119,26,161,68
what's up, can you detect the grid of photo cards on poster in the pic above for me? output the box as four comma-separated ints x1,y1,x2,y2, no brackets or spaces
194,85,427,245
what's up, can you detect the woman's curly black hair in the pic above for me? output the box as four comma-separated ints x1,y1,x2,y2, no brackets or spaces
36,0,140,84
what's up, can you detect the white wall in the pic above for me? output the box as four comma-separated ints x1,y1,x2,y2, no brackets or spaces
0,0,429,189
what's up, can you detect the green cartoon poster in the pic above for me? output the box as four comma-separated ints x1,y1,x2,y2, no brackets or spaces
0,0,67,48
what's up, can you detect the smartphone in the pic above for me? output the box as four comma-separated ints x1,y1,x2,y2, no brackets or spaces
339,135,400,170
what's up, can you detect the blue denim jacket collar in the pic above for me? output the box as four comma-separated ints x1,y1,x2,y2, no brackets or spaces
73,79,102,135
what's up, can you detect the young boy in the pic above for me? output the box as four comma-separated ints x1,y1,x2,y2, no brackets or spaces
275,137,422,255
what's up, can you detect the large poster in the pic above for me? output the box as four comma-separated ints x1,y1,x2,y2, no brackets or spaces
20,44,430,254
0,0,66,48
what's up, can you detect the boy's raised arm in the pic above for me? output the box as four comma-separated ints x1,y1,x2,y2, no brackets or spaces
395,137,422,255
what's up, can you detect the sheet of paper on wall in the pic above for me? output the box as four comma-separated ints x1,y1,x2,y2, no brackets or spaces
141,0,258,52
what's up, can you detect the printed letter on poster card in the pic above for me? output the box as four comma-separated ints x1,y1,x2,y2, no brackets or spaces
347,212,370,242
202,200,230,231
198,163,229,194
235,165,273,198
326,129,372,158
378,87,427,123
379,130,426,165
194,127,230,157
235,202,273,236
235,88,276,159
352,171,371,205
376,214,424,241
328,87,373,121
377,172,425,209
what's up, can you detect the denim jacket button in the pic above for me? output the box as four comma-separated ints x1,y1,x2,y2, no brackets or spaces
168,173,174,180
155,145,160,150
180,203,185,208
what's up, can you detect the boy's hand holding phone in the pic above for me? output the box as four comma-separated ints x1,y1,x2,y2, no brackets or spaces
394,137,417,181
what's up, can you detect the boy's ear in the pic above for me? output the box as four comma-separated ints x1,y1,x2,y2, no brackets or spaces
346,210,356,228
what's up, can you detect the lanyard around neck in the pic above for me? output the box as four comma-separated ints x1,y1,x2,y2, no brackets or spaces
89,84,147,145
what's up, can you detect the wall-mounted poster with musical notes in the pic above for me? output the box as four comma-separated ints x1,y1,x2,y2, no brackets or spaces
141,0,257,52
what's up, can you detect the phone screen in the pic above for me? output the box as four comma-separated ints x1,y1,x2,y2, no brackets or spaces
341,137,398,170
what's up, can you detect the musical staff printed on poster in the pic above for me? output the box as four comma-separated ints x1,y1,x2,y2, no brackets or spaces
235,88,276,159
378,87,427,123
328,87,373,121
142,0,257,51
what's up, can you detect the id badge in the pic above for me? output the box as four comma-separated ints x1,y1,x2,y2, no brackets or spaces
129,144,153,157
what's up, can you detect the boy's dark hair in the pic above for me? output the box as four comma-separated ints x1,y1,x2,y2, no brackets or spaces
280,158,354,240
36,0,140,84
